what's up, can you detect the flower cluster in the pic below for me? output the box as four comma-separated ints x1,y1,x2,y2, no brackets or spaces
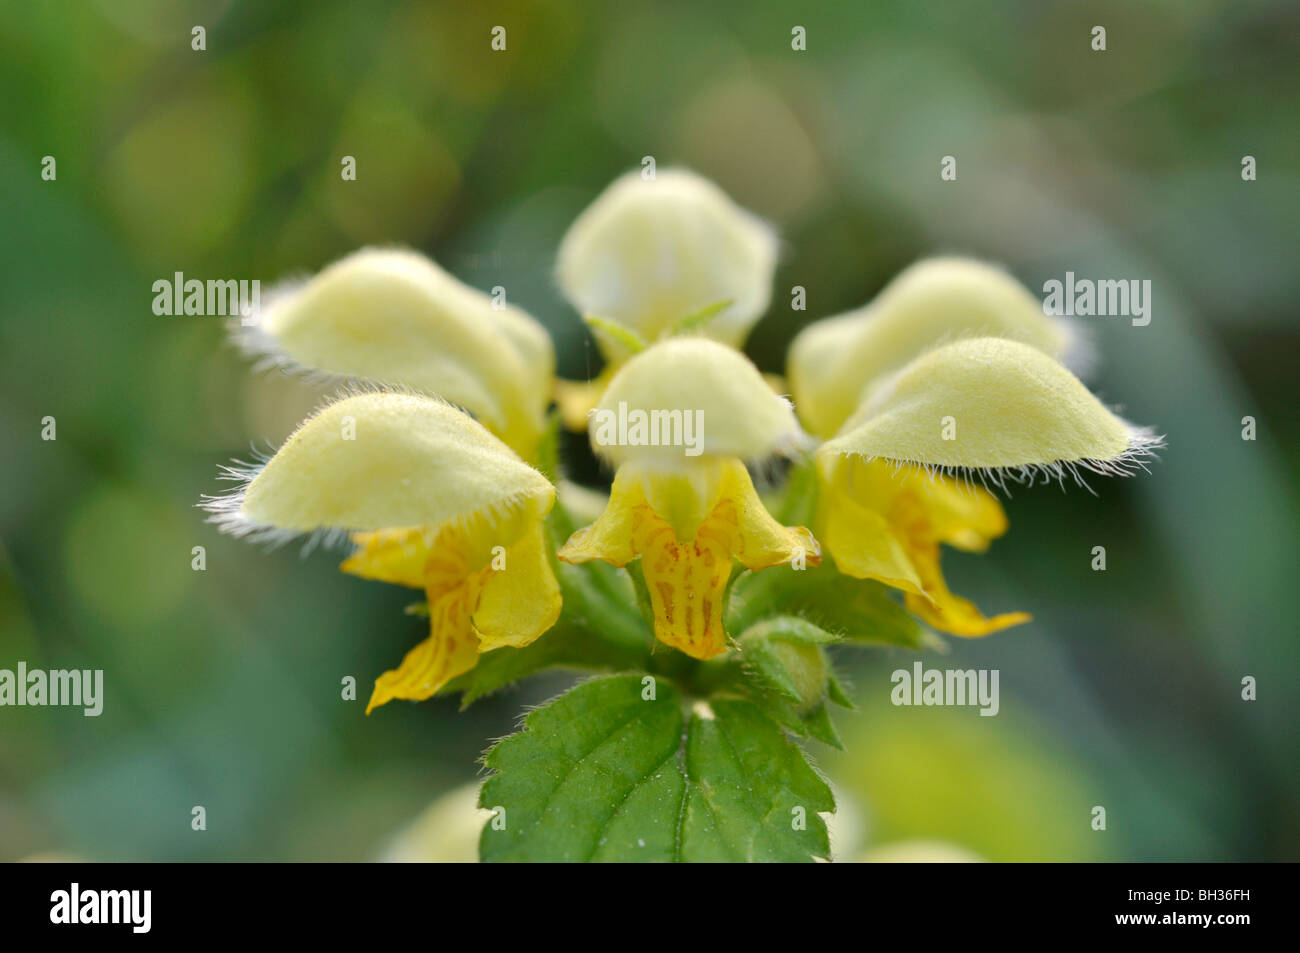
204,168,1161,713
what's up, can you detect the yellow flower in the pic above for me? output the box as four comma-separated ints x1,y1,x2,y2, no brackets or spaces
817,456,1028,636
205,392,560,711
557,338,817,659
238,247,553,459
789,257,1084,439
813,337,1162,636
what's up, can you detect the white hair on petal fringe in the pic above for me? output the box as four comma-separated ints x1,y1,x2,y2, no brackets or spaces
229,273,308,373
231,244,438,381
198,386,548,557
228,271,445,404
842,422,1165,499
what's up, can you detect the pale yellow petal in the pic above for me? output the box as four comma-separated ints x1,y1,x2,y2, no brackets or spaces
340,501,541,588
557,169,777,362
590,338,803,466
823,457,1006,553
555,465,644,566
244,248,551,454
788,311,877,439
560,457,819,660
820,493,925,596
821,338,1156,474
222,392,553,538
709,459,820,570
790,258,1074,437
367,579,482,713
903,542,1031,638
340,528,431,589
816,454,1025,628
473,522,562,651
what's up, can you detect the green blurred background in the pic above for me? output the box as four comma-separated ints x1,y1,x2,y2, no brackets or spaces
2,0,1297,861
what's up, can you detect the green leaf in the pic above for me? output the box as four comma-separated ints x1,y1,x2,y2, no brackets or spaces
679,698,835,859
443,620,645,706
582,314,647,356
479,674,834,861
671,298,733,335
727,560,934,650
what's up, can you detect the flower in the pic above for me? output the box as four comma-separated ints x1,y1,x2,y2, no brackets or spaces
554,168,778,428
816,455,1028,635
206,169,1163,718
557,337,818,660
789,257,1085,439
810,337,1162,635
237,247,554,460
204,392,560,711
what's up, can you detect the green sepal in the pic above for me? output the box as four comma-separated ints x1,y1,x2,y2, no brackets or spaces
583,314,647,356
827,673,855,710
727,616,845,748
671,298,733,335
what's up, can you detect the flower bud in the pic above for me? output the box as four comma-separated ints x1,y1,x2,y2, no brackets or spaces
557,169,778,362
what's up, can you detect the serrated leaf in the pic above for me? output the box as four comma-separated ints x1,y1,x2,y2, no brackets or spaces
479,674,683,861
678,699,835,859
479,674,834,861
